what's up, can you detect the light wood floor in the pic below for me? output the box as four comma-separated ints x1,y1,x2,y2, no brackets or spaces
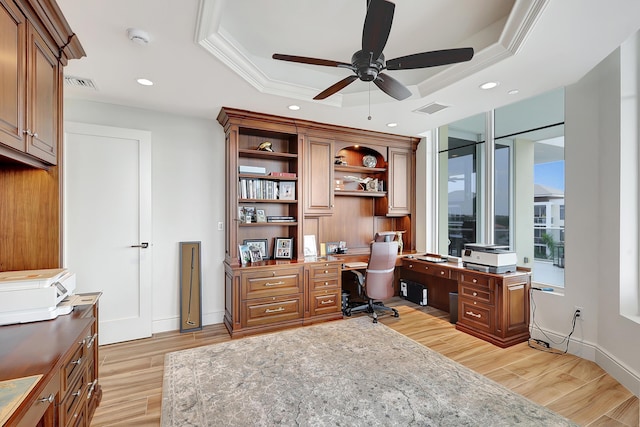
90,298,639,426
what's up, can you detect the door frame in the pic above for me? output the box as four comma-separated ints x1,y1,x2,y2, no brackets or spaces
63,121,152,344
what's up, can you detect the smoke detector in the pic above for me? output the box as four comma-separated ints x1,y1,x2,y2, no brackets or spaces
126,28,150,45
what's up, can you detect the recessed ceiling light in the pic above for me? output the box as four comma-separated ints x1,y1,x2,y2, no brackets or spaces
137,78,153,86
288,105,300,111
508,89,519,95
386,122,398,128
480,81,499,90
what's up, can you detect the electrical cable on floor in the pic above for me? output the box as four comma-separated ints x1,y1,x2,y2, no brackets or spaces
528,288,579,354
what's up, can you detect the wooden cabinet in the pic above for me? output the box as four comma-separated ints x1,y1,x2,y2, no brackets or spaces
0,0,84,272
385,146,413,216
400,257,530,347
219,107,418,338
304,136,334,215
0,0,82,167
0,298,102,426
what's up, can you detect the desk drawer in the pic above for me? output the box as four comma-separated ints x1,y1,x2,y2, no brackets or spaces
61,366,88,427
241,267,302,300
310,277,339,290
308,263,340,278
459,298,493,333
459,283,494,305
243,295,302,327
15,370,60,427
402,259,451,279
309,289,341,316
459,271,492,288
61,326,90,395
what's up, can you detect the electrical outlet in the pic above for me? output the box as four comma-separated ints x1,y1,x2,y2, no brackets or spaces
574,306,584,320
217,221,224,231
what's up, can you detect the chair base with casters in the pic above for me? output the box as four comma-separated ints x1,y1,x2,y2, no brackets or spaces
343,262,399,323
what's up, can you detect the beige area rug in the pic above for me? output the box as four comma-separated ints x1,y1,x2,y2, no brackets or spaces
161,317,577,426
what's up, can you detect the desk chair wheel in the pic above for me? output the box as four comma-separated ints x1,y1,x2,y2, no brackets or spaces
393,309,399,318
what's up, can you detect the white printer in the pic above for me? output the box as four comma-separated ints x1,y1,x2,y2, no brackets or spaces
0,268,76,325
462,243,518,274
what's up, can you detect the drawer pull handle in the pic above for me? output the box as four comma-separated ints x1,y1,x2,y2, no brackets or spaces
472,292,478,296
324,282,329,286
466,311,482,318
425,266,429,270
472,278,477,283
72,387,83,397
320,299,334,305
265,307,285,313
38,394,54,404
440,271,445,275
408,264,413,268
87,333,98,349
87,379,98,399
72,357,82,365
324,270,328,274
264,281,285,287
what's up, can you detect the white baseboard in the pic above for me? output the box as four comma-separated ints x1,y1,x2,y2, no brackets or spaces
152,310,225,335
531,328,640,396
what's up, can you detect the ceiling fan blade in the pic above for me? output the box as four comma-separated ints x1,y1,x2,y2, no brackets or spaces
386,48,474,70
374,73,411,100
362,0,395,60
313,75,358,100
272,54,353,69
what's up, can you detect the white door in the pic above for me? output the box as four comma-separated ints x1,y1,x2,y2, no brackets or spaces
64,122,152,345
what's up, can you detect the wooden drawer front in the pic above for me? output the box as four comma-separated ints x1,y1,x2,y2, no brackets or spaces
309,263,340,278
243,296,302,327
460,299,493,333
310,277,339,291
242,268,302,300
16,370,60,427
61,367,88,427
62,335,87,394
402,260,451,278
459,284,494,305
459,271,492,288
310,289,341,316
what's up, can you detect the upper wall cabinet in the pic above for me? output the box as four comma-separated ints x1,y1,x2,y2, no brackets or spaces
383,146,413,216
304,136,334,216
0,0,84,167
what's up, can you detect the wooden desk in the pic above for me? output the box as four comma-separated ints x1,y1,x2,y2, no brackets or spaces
399,256,531,348
0,297,101,426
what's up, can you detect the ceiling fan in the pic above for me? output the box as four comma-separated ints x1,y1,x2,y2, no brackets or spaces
272,0,474,101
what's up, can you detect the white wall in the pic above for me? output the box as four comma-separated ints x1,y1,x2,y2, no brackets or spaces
64,100,226,333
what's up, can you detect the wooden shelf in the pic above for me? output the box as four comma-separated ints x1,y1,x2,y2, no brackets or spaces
334,190,386,197
239,173,297,181
239,222,298,227
335,165,386,173
239,149,298,159
238,198,297,203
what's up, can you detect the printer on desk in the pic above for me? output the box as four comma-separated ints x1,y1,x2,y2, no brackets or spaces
462,243,517,274
0,268,76,325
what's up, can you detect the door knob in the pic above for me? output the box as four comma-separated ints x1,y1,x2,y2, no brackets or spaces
131,242,149,248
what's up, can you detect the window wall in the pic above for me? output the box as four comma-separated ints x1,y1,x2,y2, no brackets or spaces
438,88,565,287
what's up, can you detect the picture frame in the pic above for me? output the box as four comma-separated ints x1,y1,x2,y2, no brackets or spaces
326,241,339,254
278,181,295,200
249,247,263,262
238,206,245,222
238,244,251,265
243,238,268,260
256,208,267,223
303,235,317,257
274,237,293,259
243,206,255,223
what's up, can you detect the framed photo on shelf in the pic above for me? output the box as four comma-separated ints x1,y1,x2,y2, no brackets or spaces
243,206,255,223
249,247,263,262
279,181,295,200
256,208,267,223
237,206,245,222
326,241,339,254
274,237,293,259
303,235,317,257
243,239,268,260
238,244,251,265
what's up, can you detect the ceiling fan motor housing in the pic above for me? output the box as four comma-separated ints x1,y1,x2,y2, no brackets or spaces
352,51,384,81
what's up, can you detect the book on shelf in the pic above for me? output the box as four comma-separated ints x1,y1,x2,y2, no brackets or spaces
239,165,267,175
269,172,297,178
267,216,295,223
238,179,279,200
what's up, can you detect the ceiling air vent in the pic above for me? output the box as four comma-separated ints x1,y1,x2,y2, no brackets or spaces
64,75,98,90
414,102,449,115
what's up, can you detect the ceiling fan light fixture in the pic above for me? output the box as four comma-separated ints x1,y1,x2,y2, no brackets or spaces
480,81,499,90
